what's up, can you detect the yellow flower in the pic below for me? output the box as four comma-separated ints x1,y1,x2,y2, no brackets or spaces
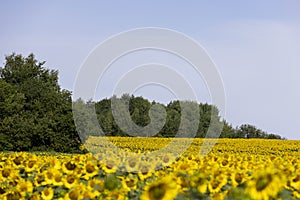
208,175,227,194
230,171,247,187
102,159,118,174
16,179,33,197
138,162,154,181
141,176,178,200
121,176,138,191
62,161,77,174
63,174,79,189
245,169,284,200
290,174,300,190
34,173,46,187
125,156,139,172
41,188,54,200
64,189,80,200
52,170,64,186
29,192,41,200
82,161,98,180
43,168,56,185
0,167,18,180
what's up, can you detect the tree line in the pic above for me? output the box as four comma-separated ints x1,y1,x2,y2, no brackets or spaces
73,95,283,142
0,54,284,152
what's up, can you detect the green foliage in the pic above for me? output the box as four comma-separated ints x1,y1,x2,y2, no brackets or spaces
91,95,283,139
0,53,81,152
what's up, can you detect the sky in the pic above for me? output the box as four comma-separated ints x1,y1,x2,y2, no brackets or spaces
1,1,300,139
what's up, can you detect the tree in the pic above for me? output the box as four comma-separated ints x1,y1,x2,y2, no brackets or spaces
0,53,81,152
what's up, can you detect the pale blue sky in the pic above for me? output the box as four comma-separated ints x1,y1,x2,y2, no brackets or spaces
1,1,300,139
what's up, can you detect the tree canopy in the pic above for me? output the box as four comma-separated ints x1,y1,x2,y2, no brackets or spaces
0,53,81,152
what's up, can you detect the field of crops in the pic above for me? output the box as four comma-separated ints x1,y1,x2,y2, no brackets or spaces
0,138,299,200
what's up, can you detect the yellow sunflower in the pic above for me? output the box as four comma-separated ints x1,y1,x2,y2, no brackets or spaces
245,169,284,200
16,179,33,197
208,175,227,194
102,158,118,174
138,162,154,181
62,160,77,174
141,176,179,200
125,156,139,172
64,189,80,200
120,175,138,191
41,187,54,200
62,174,79,189
290,174,300,190
29,192,41,200
52,170,64,187
82,161,99,180
230,171,247,188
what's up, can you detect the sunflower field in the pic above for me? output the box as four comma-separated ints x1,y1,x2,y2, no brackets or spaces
0,138,299,200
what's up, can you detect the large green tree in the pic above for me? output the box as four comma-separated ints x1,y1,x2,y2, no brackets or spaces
0,53,81,152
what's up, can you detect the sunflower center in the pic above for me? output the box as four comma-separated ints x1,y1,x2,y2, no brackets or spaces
68,190,79,200
54,175,61,182
28,161,36,168
141,166,149,175
86,164,95,173
256,174,272,191
106,160,114,169
235,173,243,183
67,176,76,184
46,172,53,179
293,175,300,182
211,179,220,189
163,156,170,163
44,189,50,196
222,160,228,166
65,162,76,170
2,169,10,178
13,156,23,165
149,184,166,200
129,160,136,168
126,179,136,187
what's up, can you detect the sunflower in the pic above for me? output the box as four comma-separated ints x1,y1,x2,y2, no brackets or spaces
125,156,139,172
290,174,300,190
64,189,80,200
62,174,79,189
120,176,138,191
208,175,227,194
24,158,38,173
230,171,247,187
62,161,77,174
245,169,284,200
0,167,18,180
49,157,61,170
16,179,33,197
141,176,178,200
102,158,118,174
29,192,41,200
41,187,54,200
82,161,99,180
34,173,46,187
138,162,154,181
43,168,55,185
52,170,64,186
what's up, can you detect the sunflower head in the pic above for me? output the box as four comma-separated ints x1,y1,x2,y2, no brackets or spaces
142,177,178,200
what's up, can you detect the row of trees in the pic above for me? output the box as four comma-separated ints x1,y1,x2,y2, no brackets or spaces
0,53,283,152
73,95,283,142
